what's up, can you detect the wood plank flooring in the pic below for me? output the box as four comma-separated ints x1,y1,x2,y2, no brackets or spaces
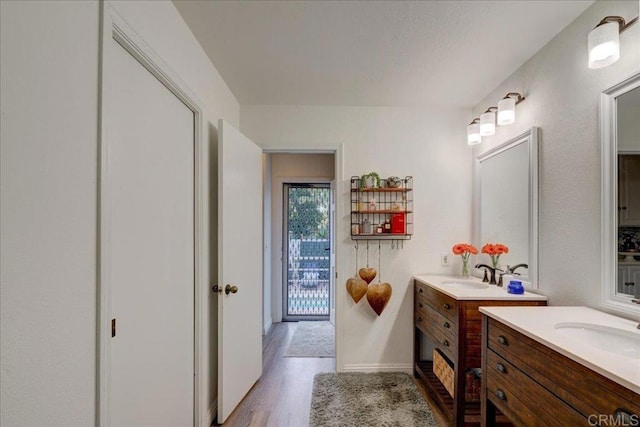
215,321,447,427
214,322,334,427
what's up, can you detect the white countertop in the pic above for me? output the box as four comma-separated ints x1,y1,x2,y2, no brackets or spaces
480,306,640,394
413,275,548,301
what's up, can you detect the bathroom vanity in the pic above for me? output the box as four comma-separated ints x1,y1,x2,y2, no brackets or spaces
480,306,640,427
413,275,547,426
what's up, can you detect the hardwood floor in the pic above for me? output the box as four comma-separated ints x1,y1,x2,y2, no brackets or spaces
215,322,335,427
215,321,448,427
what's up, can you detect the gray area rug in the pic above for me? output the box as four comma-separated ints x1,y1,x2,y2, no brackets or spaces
284,321,335,358
309,372,437,427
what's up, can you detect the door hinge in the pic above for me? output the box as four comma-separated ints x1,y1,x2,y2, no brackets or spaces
111,318,116,337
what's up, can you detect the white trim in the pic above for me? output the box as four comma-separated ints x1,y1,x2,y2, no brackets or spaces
600,72,640,316
98,3,208,426
207,399,217,426
473,127,539,289
342,363,414,374
262,320,273,336
262,144,344,371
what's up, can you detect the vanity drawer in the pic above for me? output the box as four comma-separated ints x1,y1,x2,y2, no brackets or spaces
415,281,457,322
416,293,457,337
487,318,640,421
486,349,586,427
415,308,457,361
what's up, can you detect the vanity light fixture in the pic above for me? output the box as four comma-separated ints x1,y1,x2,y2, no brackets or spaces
467,118,481,145
468,92,525,145
497,93,525,126
480,107,497,136
588,15,639,69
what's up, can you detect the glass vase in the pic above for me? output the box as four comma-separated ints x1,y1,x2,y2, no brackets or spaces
461,258,470,278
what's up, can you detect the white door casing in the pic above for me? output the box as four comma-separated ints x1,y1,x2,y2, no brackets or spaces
217,120,263,423
99,5,208,426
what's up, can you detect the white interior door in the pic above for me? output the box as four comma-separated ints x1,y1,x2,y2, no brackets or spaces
218,120,263,423
108,38,194,426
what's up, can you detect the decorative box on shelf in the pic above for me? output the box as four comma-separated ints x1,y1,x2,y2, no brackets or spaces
350,176,413,240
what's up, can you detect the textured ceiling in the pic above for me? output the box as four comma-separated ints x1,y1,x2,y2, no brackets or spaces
173,0,594,108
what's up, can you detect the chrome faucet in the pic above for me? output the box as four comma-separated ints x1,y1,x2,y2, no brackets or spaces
475,264,502,285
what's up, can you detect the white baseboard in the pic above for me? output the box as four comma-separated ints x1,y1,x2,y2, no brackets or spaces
207,399,217,426
341,363,413,374
263,319,272,335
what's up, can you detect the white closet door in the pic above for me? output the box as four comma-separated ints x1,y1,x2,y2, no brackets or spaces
108,37,194,427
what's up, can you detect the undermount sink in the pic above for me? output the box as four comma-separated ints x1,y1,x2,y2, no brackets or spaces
554,322,640,359
441,280,489,290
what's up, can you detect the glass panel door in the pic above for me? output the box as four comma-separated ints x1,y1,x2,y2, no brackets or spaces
283,184,330,320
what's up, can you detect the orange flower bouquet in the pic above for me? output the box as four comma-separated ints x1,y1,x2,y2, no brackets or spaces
452,243,478,278
481,243,509,269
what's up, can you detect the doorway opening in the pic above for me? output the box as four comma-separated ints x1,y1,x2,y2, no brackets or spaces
283,183,331,321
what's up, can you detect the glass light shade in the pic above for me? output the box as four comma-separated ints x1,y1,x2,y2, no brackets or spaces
467,122,481,145
480,111,496,136
497,97,516,125
588,22,620,69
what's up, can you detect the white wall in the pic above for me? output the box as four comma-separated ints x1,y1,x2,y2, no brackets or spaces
241,106,471,371
471,0,639,315
0,2,99,425
0,1,239,425
262,154,273,334
269,153,335,324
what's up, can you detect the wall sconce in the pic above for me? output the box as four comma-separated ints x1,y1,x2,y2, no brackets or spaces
497,92,525,125
588,15,638,69
480,107,497,136
467,118,481,145
468,92,525,145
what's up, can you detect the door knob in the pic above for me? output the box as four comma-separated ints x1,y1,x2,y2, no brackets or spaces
225,284,238,295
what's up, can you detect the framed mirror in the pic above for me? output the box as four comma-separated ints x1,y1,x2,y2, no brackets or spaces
474,127,539,288
601,72,640,315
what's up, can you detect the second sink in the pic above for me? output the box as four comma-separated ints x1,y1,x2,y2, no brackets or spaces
554,322,640,359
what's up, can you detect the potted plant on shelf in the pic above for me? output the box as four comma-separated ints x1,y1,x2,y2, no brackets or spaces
360,172,381,189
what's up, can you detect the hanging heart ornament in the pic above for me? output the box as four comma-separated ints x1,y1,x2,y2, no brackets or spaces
358,267,377,284
366,282,392,316
346,276,368,303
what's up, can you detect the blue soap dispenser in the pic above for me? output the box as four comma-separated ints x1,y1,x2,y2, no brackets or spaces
507,279,524,295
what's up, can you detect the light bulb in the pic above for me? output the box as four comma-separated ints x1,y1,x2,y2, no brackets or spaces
497,97,516,125
480,111,496,136
588,22,620,69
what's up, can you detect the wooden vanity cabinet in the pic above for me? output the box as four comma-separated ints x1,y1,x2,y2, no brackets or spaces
414,280,546,426
481,315,640,427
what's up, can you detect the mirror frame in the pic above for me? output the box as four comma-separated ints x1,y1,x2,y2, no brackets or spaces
473,127,539,289
601,72,640,315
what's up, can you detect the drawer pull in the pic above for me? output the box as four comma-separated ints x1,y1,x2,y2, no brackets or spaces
418,302,424,308
418,288,423,293
614,409,637,425
443,303,451,310
497,335,508,346
443,339,450,347
417,316,422,323
496,363,506,374
443,321,450,329
495,389,506,401
624,282,635,286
